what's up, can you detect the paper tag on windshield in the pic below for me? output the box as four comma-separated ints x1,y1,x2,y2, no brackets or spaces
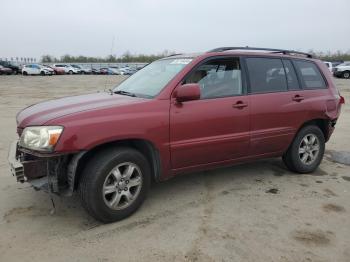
170,59,192,65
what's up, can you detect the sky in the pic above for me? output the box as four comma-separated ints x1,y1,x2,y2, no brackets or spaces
1,0,349,60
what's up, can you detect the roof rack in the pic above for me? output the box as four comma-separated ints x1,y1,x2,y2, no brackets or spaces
207,46,313,58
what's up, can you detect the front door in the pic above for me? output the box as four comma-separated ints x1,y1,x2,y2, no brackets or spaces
170,57,250,170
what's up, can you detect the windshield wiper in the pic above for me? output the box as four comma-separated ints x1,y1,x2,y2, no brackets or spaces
114,90,137,97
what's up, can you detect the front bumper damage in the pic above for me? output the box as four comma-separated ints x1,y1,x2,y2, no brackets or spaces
8,141,85,196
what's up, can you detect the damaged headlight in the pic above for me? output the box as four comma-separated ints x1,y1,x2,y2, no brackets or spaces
19,126,63,152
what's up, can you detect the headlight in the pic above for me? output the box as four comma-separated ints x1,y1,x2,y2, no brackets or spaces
19,126,63,152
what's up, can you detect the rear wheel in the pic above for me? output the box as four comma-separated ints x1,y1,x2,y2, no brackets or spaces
283,125,325,173
40,71,45,76
79,147,151,223
23,71,28,76
69,70,73,75
342,71,350,79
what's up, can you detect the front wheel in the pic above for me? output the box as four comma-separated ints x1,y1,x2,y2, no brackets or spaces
342,71,350,79
283,125,325,173
79,147,151,223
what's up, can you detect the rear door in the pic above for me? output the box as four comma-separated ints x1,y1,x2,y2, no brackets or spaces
246,57,306,155
170,57,250,169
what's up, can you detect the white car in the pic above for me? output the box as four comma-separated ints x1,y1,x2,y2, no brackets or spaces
53,64,80,74
323,61,333,73
22,64,54,76
333,61,350,79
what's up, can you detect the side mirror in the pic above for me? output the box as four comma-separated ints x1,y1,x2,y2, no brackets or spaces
175,83,201,103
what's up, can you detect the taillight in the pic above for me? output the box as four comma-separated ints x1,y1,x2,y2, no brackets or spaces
340,96,345,104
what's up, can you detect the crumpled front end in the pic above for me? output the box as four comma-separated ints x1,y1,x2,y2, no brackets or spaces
8,141,77,195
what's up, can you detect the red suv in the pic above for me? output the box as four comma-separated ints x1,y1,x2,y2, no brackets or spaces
8,47,344,223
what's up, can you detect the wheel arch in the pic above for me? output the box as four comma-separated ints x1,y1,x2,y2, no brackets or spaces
67,138,161,195
303,119,330,140
295,118,331,145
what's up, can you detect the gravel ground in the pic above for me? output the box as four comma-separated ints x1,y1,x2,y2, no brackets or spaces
0,75,349,262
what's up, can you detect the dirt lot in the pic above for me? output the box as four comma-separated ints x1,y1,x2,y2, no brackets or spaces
0,75,349,262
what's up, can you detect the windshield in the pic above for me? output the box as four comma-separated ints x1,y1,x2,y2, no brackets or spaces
113,58,192,98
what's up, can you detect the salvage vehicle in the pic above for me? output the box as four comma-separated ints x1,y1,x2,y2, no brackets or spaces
0,61,20,74
333,61,350,79
52,64,80,74
22,64,54,76
8,47,344,223
44,65,65,75
71,64,92,74
0,65,13,75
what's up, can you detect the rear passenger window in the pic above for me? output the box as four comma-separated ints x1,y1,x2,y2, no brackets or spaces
246,58,287,94
294,60,326,89
282,60,300,90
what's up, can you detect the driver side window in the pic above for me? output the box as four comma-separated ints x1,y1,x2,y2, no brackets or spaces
184,58,242,99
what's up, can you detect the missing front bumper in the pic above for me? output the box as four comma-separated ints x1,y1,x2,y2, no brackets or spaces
7,141,69,194
8,141,47,182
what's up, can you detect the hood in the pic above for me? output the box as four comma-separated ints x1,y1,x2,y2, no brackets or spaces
17,92,144,128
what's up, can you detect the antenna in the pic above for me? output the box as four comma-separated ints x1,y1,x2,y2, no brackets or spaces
104,35,116,94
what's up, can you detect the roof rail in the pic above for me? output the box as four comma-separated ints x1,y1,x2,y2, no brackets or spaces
207,46,313,58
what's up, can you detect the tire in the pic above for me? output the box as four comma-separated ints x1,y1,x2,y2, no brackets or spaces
342,71,350,79
69,70,73,75
40,71,45,76
283,125,325,173
79,147,151,223
81,71,85,75
23,71,28,76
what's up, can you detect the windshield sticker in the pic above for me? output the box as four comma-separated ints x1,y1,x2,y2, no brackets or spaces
170,59,192,65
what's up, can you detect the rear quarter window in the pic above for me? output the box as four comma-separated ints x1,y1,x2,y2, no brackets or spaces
294,60,326,89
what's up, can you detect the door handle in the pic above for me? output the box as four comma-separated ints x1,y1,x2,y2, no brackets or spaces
292,95,305,102
232,101,248,109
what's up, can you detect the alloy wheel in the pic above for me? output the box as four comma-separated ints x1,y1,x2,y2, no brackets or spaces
102,162,143,210
298,134,320,165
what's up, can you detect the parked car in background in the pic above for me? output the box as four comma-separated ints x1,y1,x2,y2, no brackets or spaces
91,68,102,74
107,67,121,75
331,61,343,68
119,67,135,75
22,64,54,76
53,64,80,74
44,65,65,75
0,65,13,75
72,64,92,74
8,47,344,223
323,61,333,73
333,61,350,79
99,68,109,75
0,61,20,74
108,67,134,75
